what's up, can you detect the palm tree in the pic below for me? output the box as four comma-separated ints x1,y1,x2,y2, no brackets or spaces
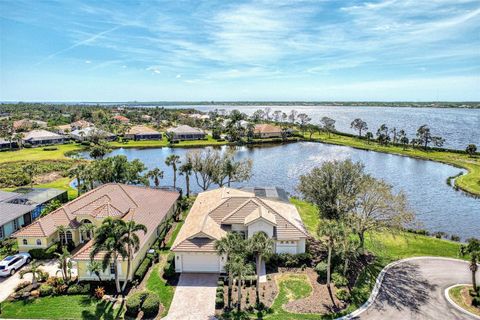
56,225,68,245
214,233,245,310
90,218,128,295
165,154,181,189
20,260,44,285
55,246,72,282
338,236,360,277
120,220,147,293
146,167,164,188
248,232,273,305
87,260,104,281
68,163,87,196
23,163,36,189
228,254,253,312
317,220,345,290
179,161,193,197
13,132,24,149
460,238,480,292
79,222,95,243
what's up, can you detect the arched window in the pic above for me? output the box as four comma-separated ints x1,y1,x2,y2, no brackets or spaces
36,239,41,245
23,239,28,245
66,231,73,242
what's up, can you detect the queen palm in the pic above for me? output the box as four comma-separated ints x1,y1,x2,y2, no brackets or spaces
228,254,253,312
20,260,44,285
317,220,345,290
179,161,193,197
214,233,245,310
146,167,164,188
55,246,72,282
460,238,480,292
90,218,128,295
165,154,181,189
120,220,147,293
68,163,87,196
248,232,273,304
23,163,36,189
56,225,68,245
87,260,104,281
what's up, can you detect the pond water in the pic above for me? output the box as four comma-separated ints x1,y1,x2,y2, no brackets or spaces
184,105,480,150
79,142,479,240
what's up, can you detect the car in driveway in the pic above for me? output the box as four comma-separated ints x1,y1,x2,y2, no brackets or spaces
0,253,31,277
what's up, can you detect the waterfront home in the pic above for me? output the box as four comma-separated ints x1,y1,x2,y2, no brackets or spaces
124,125,162,141
13,119,48,131
14,184,179,281
0,188,67,240
56,120,93,134
167,125,206,141
171,187,308,273
70,127,116,142
113,115,130,123
0,138,15,150
254,124,283,138
22,129,66,146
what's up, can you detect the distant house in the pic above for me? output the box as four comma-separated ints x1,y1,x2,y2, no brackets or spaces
167,125,206,141
0,138,14,150
189,113,210,120
0,188,67,240
57,120,93,134
125,125,162,141
70,127,116,142
113,115,130,123
22,130,65,146
13,119,47,131
254,124,283,138
141,114,153,121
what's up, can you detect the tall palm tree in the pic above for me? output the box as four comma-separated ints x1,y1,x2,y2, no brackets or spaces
228,254,253,312
87,260,104,281
165,154,181,189
214,233,245,310
317,220,345,290
460,238,480,292
68,163,87,196
90,218,128,295
13,132,24,149
56,225,68,245
120,220,147,293
179,161,193,197
248,232,273,304
146,167,164,188
20,260,44,285
55,246,72,282
79,222,95,243
23,163,36,189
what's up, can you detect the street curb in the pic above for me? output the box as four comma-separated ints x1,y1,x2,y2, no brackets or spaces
335,256,471,320
445,284,480,320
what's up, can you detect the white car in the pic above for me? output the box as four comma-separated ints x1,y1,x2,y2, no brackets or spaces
0,253,31,277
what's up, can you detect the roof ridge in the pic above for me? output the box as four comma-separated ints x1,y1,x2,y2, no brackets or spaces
256,197,308,236
221,198,260,222
117,184,139,207
72,193,110,215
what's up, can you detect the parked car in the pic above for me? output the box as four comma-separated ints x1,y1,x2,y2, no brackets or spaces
0,253,31,277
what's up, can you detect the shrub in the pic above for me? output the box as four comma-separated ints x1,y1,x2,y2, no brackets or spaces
141,292,160,317
472,296,480,307
215,297,225,309
336,288,350,301
37,270,49,282
39,284,53,297
126,291,149,316
94,286,105,300
134,256,152,281
54,284,68,295
332,273,348,287
15,281,31,292
450,235,460,242
67,284,89,295
163,259,176,279
315,262,328,279
217,280,224,286
43,147,58,151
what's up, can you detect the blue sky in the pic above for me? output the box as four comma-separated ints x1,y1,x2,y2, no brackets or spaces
0,0,479,101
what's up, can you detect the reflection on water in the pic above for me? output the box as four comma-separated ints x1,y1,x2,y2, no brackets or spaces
80,142,480,239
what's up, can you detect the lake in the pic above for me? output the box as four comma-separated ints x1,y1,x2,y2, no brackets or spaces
176,105,480,150
79,142,480,240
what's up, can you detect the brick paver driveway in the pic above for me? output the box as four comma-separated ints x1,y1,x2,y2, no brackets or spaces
163,273,218,320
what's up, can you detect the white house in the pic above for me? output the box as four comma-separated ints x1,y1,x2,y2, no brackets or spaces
171,187,308,273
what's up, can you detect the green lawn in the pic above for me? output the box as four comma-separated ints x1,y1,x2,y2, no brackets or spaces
303,132,480,196
110,135,228,149
0,144,84,163
0,295,122,320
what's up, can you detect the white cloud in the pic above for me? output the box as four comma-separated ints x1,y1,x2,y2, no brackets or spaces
85,60,91,64
176,74,181,78
146,66,161,74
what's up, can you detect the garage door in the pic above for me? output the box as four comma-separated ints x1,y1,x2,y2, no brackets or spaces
276,245,297,254
182,253,220,272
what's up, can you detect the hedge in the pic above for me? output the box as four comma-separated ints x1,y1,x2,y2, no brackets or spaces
29,244,58,260
126,291,159,317
66,283,90,295
39,284,53,297
141,292,160,317
134,256,152,281
126,291,149,316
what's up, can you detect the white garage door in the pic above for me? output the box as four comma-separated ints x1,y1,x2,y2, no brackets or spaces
276,244,297,254
182,253,220,272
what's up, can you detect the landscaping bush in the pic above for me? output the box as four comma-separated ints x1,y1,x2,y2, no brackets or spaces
141,292,160,317
94,286,105,299
336,288,350,301
39,284,53,297
243,275,256,287
266,253,312,269
163,257,176,280
215,297,225,309
37,270,49,282
134,256,152,281
43,146,58,151
472,296,480,307
28,244,58,260
126,291,149,316
314,262,328,279
15,281,31,292
217,280,224,286
332,273,348,287
67,283,90,295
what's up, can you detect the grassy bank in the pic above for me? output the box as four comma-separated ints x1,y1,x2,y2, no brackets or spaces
303,132,480,196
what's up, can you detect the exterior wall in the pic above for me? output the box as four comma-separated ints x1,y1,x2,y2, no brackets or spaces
231,224,247,233
275,240,299,254
247,220,274,238
17,235,52,252
25,138,65,146
134,133,162,141
297,238,306,254
0,215,24,240
172,133,206,141
255,132,282,138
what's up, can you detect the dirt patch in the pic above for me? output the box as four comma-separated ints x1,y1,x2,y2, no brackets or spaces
34,171,64,184
282,268,346,314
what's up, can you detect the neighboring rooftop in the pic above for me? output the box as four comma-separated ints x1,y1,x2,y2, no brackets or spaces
254,124,282,134
70,127,114,138
167,125,204,134
22,129,64,141
126,125,161,135
113,115,129,122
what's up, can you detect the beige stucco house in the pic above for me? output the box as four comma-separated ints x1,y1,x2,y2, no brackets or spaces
253,124,283,138
171,187,308,273
14,184,179,281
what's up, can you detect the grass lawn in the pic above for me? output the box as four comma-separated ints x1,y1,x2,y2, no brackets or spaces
0,295,122,320
303,132,480,196
448,285,480,316
110,135,228,149
0,144,84,163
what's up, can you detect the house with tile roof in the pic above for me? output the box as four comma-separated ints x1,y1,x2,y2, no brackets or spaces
70,127,116,142
113,115,130,123
171,187,308,273
22,129,66,146
56,120,93,134
167,125,206,141
124,125,162,141
13,184,179,281
253,124,283,138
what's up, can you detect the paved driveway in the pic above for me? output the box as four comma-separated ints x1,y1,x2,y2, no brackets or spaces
163,273,218,320
355,258,476,320
0,259,77,303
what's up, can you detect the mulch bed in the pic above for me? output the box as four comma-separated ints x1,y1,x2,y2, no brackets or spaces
460,287,480,315
222,275,279,310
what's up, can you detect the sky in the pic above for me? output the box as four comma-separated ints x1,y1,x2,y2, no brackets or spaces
0,0,479,102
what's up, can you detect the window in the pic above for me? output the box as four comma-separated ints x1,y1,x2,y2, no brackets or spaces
66,231,73,242
36,239,41,246
110,263,116,274
13,219,19,230
0,226,3,239
23,239,28,245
